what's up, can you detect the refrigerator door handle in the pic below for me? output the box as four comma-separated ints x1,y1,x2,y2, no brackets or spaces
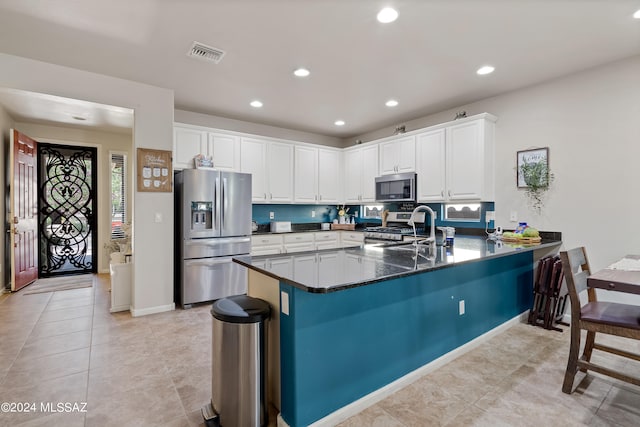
214,176,220,231
221,177,227,231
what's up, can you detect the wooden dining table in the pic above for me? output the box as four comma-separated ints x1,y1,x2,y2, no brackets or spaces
588,255,640,295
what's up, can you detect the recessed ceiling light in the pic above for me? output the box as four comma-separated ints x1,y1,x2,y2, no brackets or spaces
250,100,263,108
377,7,398,23
634,9,640,19
476,65,495,75
385,99,399,107
293,68,310,77
334,120,345,126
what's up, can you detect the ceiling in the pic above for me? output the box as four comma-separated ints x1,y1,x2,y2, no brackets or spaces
0,0,639,139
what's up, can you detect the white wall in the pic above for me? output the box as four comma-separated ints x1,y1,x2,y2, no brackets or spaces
175,109,343,148
353,55,640,303
0,52,175,316
13,122,133,274
0,105,15,289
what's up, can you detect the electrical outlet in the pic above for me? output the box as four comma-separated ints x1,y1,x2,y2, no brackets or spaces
311,210,316,218
459,300,465,315
485,211,495,222
269,212,274,220
509,211,518,222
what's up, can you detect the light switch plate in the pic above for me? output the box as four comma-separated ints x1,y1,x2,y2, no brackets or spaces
269,212,275,220
154,213,163,223
509,211,518,222
281,291,289,315
459,300,465,315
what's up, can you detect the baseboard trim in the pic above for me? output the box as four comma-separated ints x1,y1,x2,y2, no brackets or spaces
304,313,525,427
130,303,175,317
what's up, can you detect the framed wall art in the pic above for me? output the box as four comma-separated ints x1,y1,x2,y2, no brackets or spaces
137,148,173,192
517,147,549,189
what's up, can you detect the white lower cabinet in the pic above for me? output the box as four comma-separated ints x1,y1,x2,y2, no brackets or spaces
340,231,364,247
314,231,340,250
109,262,132,313
284,232,315,253
252,231,363,255
251,234,284,256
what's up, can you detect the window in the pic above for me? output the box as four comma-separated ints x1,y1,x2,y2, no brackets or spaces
110,152,127,239
444,203,481,221
362,205,384,219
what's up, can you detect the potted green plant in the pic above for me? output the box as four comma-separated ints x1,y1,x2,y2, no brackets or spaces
519,160,554,214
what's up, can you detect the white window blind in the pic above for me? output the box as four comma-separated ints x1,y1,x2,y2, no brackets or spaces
110,153,127,239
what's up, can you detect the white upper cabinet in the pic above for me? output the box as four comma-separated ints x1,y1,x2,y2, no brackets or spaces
240,137,269,202
208,132,240,171
294,146,318,204
344,144,378,203
174,126,207,170
176,112,495,205
268,141,294,203
379,135,416,175
317,148,341,204
174,125,239,171
416,128,446,201
415,114,496,202
294,146,341,204
241,137,293,203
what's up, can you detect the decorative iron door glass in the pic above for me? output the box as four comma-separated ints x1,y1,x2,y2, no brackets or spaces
38,143,98,276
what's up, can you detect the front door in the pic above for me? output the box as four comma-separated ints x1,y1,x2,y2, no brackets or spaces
38,143,97,277
9,129,39,291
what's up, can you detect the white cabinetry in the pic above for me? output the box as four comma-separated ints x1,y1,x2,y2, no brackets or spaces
416,129,446,201
344,144,378,203
294,146,317,203
174,126,206,170
416,114,496,202
241,138,294,203
313,231,340,250
251,234,284,256
317,148,341,203
379,136,416,175
174,125,240,171
284,232,315,253
109,262,132,313
340,231,364,247
208,132,240,171
294,146,341,204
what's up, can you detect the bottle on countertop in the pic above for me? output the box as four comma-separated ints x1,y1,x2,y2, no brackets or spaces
514,222,528,234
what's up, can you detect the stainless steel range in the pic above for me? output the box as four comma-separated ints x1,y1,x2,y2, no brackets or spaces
364,211,426,243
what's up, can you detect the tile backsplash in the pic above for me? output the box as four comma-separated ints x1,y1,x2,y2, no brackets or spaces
252,204,358,224
252,202,495,229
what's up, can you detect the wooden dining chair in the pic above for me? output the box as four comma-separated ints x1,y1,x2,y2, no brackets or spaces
559,247,640,393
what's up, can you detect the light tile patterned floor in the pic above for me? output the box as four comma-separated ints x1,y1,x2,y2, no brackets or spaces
0,274,639,426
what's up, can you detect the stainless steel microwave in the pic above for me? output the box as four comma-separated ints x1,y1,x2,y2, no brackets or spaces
375,172,416,202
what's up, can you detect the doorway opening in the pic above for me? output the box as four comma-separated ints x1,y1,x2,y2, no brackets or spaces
37,143,98,277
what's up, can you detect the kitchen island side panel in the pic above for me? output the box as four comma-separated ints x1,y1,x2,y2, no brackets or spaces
278,251,533,427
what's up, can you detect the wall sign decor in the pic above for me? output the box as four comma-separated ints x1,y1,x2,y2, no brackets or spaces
137,148,172,192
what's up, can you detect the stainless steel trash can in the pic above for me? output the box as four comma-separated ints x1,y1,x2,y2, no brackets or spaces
204,295,271,427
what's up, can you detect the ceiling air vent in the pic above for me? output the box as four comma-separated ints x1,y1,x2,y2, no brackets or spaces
187,41,226,64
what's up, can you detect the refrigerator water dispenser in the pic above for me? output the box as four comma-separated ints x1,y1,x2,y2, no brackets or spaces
191,201,213,230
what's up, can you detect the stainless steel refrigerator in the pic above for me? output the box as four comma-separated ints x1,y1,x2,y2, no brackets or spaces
174,169,252,307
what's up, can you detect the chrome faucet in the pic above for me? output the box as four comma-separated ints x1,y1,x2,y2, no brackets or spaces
407,205,436,253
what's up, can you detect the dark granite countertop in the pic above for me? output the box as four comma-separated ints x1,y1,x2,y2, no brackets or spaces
234,235,562,293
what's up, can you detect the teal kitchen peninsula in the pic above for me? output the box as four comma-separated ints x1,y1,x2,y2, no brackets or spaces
235,236,561,426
